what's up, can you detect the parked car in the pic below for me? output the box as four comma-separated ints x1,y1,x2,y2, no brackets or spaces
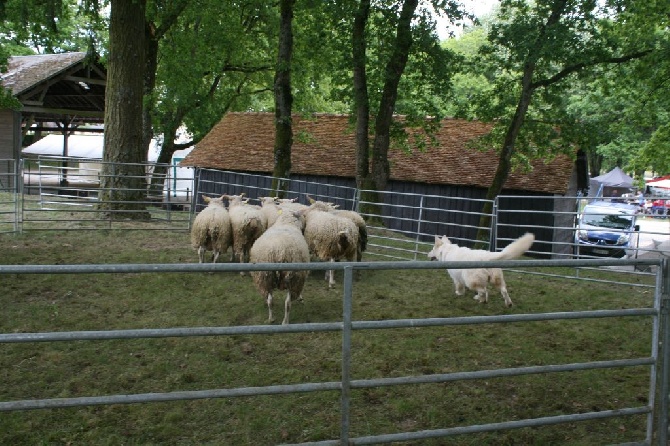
575,201,640,258
650,199,670,217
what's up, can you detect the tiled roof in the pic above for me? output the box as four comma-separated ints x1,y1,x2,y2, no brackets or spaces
181,112,574,194
1,52,88,95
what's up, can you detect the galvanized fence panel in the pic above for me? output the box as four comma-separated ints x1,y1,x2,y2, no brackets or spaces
19,156,194,232
0,258,667,445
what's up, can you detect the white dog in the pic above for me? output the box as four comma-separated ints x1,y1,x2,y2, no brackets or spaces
427,233,535,307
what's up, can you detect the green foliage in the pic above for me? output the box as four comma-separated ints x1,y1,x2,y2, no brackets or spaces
0,0,108,54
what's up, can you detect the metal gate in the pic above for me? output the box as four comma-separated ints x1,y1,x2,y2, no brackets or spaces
1,257,668,445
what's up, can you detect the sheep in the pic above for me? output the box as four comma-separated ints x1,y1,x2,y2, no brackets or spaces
224,193,268,272
303,200,359,289
190,194,232,263
249,209,310,325
258,196,283,228
306,195,367,262
277,197,309,212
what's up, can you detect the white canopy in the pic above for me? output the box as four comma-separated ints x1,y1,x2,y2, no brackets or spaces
22,134,160,162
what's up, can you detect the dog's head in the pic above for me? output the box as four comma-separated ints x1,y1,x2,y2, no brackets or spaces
427,235,452,260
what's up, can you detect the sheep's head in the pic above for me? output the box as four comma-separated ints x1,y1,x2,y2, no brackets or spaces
223,193,246,206
203,195,226,207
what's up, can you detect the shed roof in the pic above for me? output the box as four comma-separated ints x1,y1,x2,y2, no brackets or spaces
181,112,574,194
1,52,106,127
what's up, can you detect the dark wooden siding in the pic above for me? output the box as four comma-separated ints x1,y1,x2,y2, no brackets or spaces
196,169,559,256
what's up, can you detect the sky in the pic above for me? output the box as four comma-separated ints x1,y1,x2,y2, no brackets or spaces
434,0,499,39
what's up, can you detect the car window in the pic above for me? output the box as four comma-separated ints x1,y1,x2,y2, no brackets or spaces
582,212,633,230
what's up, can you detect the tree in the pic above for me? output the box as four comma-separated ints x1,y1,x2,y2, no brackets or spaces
272,0,295,196
349,0,465,217
466,0,657,242
97,0,149,218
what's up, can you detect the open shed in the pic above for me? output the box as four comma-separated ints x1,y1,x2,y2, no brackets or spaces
0,52,106,186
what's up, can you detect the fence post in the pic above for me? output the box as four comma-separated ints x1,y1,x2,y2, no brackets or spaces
340,266,354,446
414,195,425,261
658,258,670,445
490,197,498,252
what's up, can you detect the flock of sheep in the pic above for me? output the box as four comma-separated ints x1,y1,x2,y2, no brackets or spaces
190,193,368,325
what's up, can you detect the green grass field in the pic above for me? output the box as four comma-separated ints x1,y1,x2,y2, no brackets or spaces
0,229,660,445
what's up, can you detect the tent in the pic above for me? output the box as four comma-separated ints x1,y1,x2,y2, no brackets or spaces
22,134,160,161
646,176,670,197
588,167,634,198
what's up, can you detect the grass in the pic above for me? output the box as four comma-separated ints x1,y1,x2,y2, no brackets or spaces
0,229,660,445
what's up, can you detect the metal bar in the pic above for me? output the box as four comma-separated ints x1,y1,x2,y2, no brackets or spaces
0,258,662,275
0,309,655,344
340,266,354,446
349,407,651,445
658,258,670,446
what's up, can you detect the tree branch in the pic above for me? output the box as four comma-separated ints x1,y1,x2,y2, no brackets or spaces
531,50,652,89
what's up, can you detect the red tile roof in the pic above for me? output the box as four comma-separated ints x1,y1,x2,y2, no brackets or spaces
181,112,574,194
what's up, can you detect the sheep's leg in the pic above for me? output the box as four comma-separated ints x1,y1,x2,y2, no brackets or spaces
328,259,336,289
197,246,206,263
282,292,292,325
212,250,220,264
266,292,274,323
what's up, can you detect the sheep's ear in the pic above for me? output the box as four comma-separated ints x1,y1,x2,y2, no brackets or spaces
306,195,315,204
203,195,212,203
240,192,246,197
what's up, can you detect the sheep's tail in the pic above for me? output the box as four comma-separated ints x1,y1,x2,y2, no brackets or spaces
359,226,368,253
494,233,535,260
337,230,354,253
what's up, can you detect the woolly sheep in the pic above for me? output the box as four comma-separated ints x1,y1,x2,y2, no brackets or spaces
258,196,282,228
224,193,268,271
303,201,359,289
306,195,367,262
190,195,232,263
249,209,310,325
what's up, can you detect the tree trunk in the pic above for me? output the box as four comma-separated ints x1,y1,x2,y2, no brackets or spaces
370,0,418,192
98,0,149,219
272,0,295,198
143,23,159,160
352,0,381,219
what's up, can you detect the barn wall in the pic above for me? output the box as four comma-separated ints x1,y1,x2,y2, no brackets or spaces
195,169,561,256
0,109,20,189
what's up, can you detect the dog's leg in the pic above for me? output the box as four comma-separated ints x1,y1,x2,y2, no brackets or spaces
491,269,513,307
474,288,488,303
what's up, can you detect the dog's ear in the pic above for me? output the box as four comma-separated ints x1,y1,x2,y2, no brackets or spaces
441,235,451,245
434,235,442,246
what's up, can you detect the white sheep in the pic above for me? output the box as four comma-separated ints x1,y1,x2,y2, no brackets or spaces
249,209,310,325
258,196,282,228
277,197,309,212
306,195,367,262
224,193,268,271
303,200,359,289
190,195,232,263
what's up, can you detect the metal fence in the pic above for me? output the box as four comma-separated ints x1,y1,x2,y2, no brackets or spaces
15,156,195,231
0,257,668,445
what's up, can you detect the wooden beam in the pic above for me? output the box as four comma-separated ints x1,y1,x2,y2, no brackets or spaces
64,75,107,86
21,105,104,118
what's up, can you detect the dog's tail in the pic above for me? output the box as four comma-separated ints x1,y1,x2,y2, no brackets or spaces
493,233,535,260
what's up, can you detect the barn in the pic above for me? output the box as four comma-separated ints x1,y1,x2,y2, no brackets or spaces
181,112,586,256
0,52,106,188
